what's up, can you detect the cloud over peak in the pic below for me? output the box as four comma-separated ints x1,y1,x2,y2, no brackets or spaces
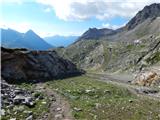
36,0,160,21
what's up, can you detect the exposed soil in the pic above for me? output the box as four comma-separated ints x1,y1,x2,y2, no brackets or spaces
35,83,74,120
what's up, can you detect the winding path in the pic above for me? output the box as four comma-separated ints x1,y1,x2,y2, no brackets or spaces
35,83,74,120
86,72,160,101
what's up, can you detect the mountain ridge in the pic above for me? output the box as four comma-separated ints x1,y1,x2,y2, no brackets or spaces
1,28,53,50
77,3,160,42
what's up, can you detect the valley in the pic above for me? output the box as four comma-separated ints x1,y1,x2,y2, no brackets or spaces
2,75,160,120
1,2,160,120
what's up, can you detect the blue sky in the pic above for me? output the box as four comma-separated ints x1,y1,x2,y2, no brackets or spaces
1,0,159,37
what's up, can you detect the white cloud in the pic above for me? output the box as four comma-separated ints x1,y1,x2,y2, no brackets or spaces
36,0,160,21
102,23,125,30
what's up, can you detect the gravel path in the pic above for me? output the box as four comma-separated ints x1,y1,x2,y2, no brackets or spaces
86,73,160,101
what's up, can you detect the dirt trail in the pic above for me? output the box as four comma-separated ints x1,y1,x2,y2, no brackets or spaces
86,73,160,101
35,83,74,120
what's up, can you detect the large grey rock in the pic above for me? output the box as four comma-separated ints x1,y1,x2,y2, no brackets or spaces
1,47,82,83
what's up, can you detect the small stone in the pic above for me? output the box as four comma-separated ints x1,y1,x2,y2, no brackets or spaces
10,118,16,120
95,103,101,109
73,107,82,112
55,114,63,119
56,107,62,111
23,110,33,116
26,115,33,120
1,109,5,116
39,95,44,100
41,101,47,104
104,90,110,93
121,107,125,110
13,95,25,105
85,89,92,93
129,100,133,103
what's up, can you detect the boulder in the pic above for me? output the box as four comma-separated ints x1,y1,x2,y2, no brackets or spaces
13,95,25,105
26,115,33,120
132,71,160,86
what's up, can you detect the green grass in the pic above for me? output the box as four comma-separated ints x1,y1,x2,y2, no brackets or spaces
146,52,160,65
47,76,160,120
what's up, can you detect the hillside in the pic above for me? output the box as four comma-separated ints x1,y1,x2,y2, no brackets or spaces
1,28,53,50
1,3,160,120
56,3,160,73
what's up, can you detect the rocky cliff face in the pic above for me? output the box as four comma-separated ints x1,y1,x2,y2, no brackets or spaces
1,47,82,83
126,3,160,30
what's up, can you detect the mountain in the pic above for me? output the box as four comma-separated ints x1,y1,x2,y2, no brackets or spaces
77,3,160,42
1,28,53,50
77,28,115,41
125,3,160,30
56,3,160,72
44,35,78,47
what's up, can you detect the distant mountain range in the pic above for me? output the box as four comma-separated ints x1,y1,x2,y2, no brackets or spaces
44,35,79,47
1,28,53,50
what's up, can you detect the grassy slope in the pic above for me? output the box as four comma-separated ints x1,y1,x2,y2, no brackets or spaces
47,76,160,120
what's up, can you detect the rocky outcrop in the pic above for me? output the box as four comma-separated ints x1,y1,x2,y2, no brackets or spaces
1,47,82,83
132,70,160,86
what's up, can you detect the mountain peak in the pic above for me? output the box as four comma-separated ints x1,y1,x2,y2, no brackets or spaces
126,3,160,30
77,27,114,40
1,28,53,50
25,29,35,34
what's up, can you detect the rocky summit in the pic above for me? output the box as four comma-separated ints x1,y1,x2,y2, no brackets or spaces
1,47,82,83
126,3,160,30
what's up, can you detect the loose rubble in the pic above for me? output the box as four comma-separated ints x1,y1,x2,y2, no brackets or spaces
1,79,35,108
1,79,47,119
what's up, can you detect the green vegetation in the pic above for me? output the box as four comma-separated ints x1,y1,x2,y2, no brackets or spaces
146,52,160,65
47,76,160,120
